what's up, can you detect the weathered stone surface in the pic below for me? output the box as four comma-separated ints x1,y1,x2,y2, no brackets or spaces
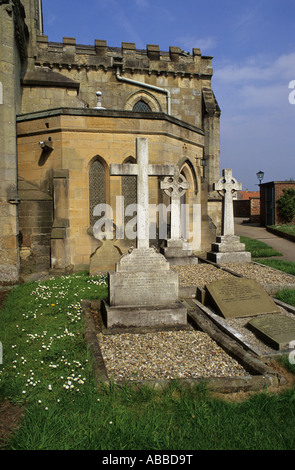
90,240,122,274
207,250,251,264
108,247,179,307
104,137,187,329
205,277,280,319
207,170,251,264
248,314,295,350
2,1,222,281
161,239,198,265
104,246,187,329
160,169,198,264
101,302,187,329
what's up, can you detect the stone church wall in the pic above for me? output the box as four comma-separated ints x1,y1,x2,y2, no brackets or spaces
17,109,211,272
0,0,221,280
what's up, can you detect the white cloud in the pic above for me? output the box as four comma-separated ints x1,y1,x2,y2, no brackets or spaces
213,52,295,188
215,53,295,85
177,35,216,54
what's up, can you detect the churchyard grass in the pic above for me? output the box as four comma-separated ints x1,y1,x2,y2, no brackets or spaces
255,259,295,276
240,236,283,258
1,273,295,450
275,288,295,307
269,224,295,237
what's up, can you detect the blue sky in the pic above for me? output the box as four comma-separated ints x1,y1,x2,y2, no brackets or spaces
42,0,295,190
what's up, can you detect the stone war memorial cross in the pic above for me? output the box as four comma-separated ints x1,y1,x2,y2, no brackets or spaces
207,168,251,263
102,137,188,330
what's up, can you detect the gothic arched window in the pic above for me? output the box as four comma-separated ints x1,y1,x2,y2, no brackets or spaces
89,158,106,227
122,157,137,238
132,100,152,112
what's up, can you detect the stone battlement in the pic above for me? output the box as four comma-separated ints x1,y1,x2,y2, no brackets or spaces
36,35,213,78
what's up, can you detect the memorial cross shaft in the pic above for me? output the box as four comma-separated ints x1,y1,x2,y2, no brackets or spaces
110,137,175,249
214,169,242,236
160,169,190,240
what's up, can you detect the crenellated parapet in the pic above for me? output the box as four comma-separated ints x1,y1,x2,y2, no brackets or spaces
35,36,214,79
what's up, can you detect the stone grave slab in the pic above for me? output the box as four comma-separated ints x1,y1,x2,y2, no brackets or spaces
247,314,295,350
205,277,281,319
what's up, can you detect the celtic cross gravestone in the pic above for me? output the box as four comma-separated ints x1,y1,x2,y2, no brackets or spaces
160,168,198,265
207,169,251,263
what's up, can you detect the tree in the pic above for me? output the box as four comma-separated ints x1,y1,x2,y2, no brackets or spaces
277,188,295,223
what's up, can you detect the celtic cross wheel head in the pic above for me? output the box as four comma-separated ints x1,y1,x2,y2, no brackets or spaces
161,170,190,198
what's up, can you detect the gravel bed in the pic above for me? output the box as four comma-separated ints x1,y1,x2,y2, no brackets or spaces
173,261,295,356
221,262,295,287
97,261,295,382
172,264,232,287
97,330,248,382
172,262,295,288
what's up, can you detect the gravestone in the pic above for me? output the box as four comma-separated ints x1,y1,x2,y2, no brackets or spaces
205,277,281,319
207,169,251,263
89,240,122,274
248,314,295,350
160,169,198,265
101,137,187,329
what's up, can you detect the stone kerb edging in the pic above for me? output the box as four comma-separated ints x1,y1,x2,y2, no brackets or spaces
81,299,285,393
266,226,295,243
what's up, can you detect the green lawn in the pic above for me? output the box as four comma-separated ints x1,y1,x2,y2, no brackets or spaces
269,224,295,237
240,236,283,258
1,273,295,450
255,258,295,276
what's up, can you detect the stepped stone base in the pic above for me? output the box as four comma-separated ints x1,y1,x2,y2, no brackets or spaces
101,301,187,329
207,235,251,264
160,239,198,266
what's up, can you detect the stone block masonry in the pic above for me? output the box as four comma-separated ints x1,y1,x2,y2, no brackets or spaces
0,0,28,283
2,0,222,280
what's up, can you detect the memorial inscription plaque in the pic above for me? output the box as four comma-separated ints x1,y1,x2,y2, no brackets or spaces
248,314,295,350
205,277,281,319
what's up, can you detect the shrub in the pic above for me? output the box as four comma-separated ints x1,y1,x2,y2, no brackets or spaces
277,188,295,223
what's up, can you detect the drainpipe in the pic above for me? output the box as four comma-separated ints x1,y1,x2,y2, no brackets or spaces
116,67,171,115
38,0,44,34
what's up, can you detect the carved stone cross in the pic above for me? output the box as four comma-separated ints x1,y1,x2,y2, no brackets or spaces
214,169,242,236
110,137,175,249
160,169,190,240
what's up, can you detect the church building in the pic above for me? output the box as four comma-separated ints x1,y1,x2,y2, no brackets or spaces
0,0,222,283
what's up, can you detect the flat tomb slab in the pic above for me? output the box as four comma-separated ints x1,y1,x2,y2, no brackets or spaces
205,277,281,319
247,314,295,350
101,300,187,329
